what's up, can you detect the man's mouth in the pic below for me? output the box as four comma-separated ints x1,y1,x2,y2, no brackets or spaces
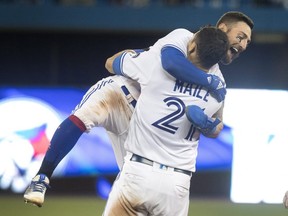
221,47,239,65
230,47,239,54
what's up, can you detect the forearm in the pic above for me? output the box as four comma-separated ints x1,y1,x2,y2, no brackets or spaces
186,105,223,138
206,104,224,138
105,49,137,74
161,46,210,86
105,50,127,74
204,121,223,138
161,46,226,102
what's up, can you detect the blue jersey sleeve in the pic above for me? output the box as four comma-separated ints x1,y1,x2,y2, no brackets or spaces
161,46,210,87
112,52,127,76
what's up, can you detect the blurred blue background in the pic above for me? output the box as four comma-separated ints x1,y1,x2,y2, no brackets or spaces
0,87,232,198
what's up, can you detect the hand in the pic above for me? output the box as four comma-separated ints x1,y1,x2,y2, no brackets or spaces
186,105,221,136
283,191,288,208
207,75,227,103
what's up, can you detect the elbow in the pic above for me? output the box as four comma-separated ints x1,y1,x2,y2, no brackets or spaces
161,57,176,74
105,57,114,74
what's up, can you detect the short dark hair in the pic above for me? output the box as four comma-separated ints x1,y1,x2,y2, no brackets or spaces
194,26,229,69
216,11,254,30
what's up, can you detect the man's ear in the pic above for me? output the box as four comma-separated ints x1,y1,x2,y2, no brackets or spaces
188,42,196,55
218,23,228,32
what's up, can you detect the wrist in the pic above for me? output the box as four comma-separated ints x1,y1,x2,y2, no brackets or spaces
200,118,221,136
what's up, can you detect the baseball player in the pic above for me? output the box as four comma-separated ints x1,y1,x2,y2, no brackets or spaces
103,26,229,216
23,56,225,207
23,74,141,207
24,11,254,208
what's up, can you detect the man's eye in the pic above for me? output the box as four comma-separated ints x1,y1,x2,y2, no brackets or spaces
236,36,243,42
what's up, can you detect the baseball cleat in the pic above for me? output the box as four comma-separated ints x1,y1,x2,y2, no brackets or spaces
23,174,50,207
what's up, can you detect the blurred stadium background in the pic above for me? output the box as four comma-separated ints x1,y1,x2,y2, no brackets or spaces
0,0,288,215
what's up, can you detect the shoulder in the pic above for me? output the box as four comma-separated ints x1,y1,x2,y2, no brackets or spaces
167,28,194,37
158,28,194,53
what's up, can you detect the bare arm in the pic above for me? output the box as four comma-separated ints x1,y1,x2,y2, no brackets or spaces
186,104,224,138
207,104,224,138
105,49,136,74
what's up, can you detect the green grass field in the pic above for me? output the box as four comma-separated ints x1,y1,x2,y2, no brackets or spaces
0,195,286,216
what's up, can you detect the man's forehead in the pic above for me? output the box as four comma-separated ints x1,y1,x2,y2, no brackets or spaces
232,22,252,36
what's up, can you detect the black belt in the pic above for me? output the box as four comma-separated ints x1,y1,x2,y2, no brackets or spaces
121,86,137,108
130,154,192,176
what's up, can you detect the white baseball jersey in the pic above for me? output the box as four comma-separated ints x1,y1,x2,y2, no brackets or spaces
103,28,226,216
117,28,225,172
72,75,140,169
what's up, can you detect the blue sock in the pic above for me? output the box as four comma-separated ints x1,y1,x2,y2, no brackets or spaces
37,115,86,179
